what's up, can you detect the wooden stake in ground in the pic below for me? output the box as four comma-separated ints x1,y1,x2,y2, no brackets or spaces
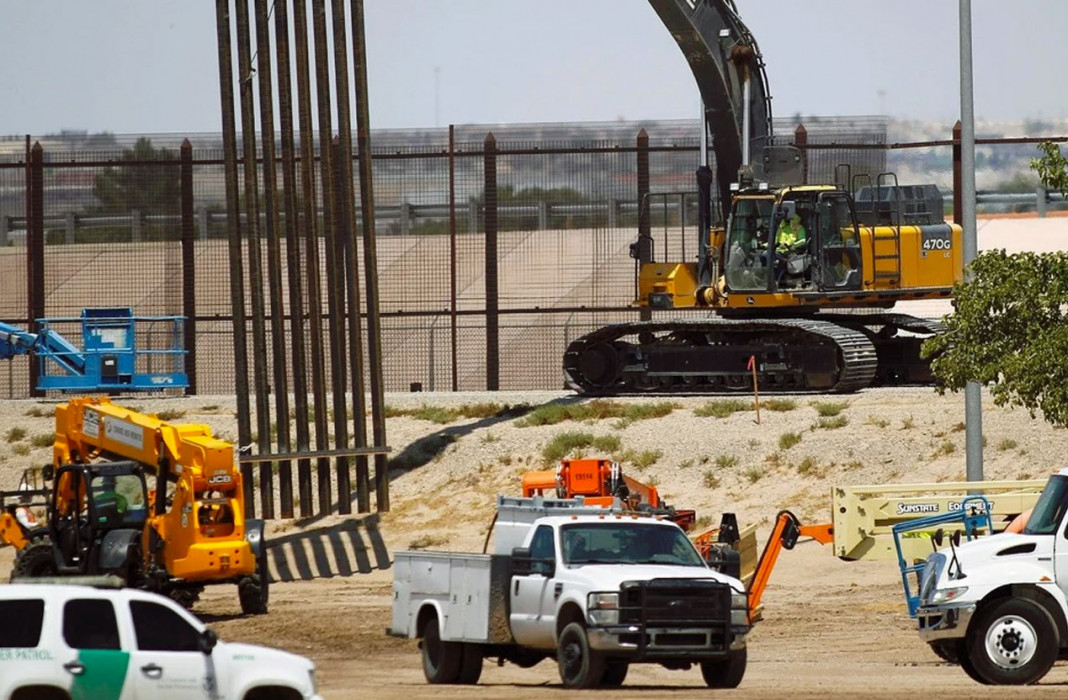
748,355,761,424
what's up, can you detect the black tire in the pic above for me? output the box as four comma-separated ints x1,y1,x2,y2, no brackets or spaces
959,648,989,685
456,643,483,685
966,598,1058,685
167,585,204,610
700,647,747,689
238,549,269,615
556,621,605,689
421,617,462,684
601,661,628,687
929,639,960,664
11,540,57,581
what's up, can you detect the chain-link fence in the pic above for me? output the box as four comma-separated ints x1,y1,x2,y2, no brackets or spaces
0,118,1060,398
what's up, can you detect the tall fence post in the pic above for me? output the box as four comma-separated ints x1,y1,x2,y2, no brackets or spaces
180,139,198,395
794,123,808,185
28,142,45,398
448,124,458,391
636,129,651,323
1037,186,1047,218
484,132,499,390
953,120,963,225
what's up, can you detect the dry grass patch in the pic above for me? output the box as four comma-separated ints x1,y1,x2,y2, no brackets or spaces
778,431,802,450
811,400,849,417
541,431,621,465
694,400,750,419
815,415,849,430
29,432,54,448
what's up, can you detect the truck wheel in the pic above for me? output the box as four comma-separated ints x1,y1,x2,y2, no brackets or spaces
238,549,269,615
601,661,628,686
966,598,1057,685
929,639,960,664
421,617,462,684
11,540,56,581
700,647,747,688
456,643,483,684
556,621,605,689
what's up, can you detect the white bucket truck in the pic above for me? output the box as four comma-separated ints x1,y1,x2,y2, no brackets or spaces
916,467,1068,684
390,496,750,689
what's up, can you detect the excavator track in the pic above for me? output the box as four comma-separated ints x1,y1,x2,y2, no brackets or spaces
818,313,945,386
563,316,879,396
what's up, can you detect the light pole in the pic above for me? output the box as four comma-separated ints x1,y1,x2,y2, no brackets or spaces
959,0,983,482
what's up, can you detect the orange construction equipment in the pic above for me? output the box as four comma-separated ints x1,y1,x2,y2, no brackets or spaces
522,458,696,530
747,510,833,618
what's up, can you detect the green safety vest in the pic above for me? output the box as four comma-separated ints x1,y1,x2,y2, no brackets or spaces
777,221,806,253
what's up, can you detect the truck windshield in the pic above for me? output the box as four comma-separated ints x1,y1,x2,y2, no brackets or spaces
561,523,706,567
1023,475,1068,536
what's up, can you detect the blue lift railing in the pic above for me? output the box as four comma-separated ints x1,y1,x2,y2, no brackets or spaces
892,495,993,617
0,308,187,392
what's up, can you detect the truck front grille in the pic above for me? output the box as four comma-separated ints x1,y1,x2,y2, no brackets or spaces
619,578,731,626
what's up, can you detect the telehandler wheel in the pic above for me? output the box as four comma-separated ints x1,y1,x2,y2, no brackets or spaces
456,643,483,684
10,540,57,581
601,661,629,686
556,621,605,689
238,549,269,615
421,617,462,684
700,647,747,688
966,598,1057,685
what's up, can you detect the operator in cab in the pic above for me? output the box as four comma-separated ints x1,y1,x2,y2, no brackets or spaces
776,212,807,255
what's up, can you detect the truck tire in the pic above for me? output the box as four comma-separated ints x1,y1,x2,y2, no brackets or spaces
601,661,628,686
421,616,462,684
456,643,483,684
238,549,269,615
966,598,1057,685
700,647,747,688
929,639,960,664
11,540,57,581
556,621,605,689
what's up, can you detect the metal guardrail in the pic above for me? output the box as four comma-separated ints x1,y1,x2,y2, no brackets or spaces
2,191,1063,247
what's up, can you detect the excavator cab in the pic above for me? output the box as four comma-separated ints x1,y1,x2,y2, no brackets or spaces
723,188,863,295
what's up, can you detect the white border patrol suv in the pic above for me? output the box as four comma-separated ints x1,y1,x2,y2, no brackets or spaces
0,583,322,700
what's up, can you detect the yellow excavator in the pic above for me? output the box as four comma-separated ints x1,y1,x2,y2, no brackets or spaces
563,0,963,394
564,179,962,394
5,397,268,614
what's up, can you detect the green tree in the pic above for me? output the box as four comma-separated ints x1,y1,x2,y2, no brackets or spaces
92,137,180,215
1031,140,1068,197
923,250,1068,425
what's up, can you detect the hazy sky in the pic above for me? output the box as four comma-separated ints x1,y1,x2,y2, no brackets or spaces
2,0,1066,136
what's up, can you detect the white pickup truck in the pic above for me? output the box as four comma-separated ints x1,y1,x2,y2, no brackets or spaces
916,467,1068,685
390,496,750,689
0,581,321,700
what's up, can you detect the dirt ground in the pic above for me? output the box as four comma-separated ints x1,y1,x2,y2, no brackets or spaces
3,387,1068,697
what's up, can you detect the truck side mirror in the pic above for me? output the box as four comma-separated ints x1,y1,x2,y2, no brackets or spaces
42,465,54,481
198,628,218,655
511,547,533,576
933,528,944,548
510,546,554,578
